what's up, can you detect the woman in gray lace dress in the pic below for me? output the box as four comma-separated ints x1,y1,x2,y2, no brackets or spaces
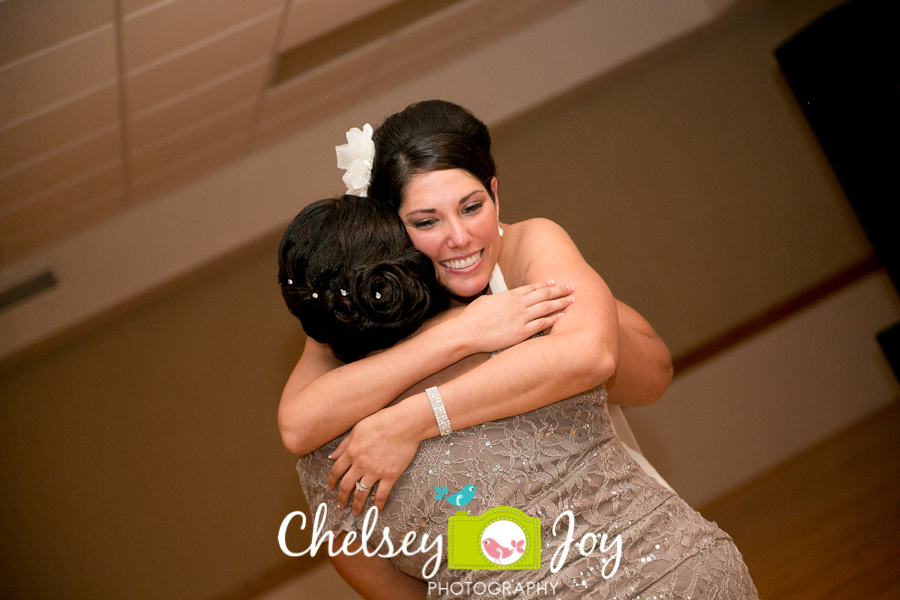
277,195,759,599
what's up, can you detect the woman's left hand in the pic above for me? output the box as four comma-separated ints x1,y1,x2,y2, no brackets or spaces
326,403,422,515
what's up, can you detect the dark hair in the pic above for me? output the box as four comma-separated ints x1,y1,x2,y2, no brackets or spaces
368,100,497,211
278,195,448,362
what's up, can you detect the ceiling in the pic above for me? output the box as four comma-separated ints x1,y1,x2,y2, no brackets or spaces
0,0,738,362
0,0,593,263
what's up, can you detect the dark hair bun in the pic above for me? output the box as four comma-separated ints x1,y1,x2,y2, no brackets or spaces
354,252,434,326
277,195,447,362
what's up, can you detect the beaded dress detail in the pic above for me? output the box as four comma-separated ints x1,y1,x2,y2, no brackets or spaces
297,363,758,599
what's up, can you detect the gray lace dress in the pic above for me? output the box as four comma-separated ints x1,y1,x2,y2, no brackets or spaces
297,379,759,599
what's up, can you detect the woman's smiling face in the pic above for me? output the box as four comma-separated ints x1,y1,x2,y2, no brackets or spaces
399,169,501,300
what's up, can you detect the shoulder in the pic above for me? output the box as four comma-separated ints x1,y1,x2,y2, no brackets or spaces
499,218,580,286
501,218,573,257
504,217,568,239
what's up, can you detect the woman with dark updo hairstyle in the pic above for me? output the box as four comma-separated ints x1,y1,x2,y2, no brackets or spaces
278,195,448,363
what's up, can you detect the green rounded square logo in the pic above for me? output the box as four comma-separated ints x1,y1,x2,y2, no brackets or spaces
447,507,541,570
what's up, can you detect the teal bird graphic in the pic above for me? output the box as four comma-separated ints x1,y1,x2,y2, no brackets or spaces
434,484,477,506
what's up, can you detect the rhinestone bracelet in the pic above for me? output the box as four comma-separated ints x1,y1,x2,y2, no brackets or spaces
425,386,452,436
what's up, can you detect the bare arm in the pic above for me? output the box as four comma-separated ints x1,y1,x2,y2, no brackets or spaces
279,320,470,455
329,534,426,600
279,281,575,454
606,299,673,407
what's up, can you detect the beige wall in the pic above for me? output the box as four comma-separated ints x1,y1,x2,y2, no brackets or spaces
0,237,317,599
491,0,870,356
1,0,889,598
627,270,900,507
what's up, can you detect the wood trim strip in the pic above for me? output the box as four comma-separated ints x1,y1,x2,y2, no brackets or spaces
672,253,883,376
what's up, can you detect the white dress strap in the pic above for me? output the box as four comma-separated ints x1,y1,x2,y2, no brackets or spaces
488,264,508,295
488,261,674,492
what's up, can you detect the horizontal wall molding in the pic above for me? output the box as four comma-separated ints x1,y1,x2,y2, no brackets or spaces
672,254,884,376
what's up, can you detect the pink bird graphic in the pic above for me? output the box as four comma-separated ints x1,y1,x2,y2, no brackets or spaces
482,538,525,561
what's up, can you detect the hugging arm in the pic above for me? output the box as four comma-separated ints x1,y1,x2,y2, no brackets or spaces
606,299,673,407
278,280,575,454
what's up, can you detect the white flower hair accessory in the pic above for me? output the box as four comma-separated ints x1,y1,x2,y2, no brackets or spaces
336,123,375,197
